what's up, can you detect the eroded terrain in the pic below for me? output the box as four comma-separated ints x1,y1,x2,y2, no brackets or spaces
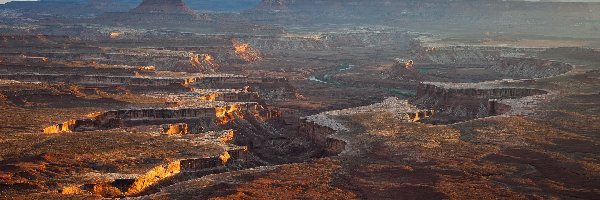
0,0,599,199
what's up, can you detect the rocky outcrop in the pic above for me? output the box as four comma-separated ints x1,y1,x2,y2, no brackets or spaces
416,83,548,101
299,98,433,156
73,50,219,73
0,64,154,77
217,130,236,144
43,107,210,133
246,77,300,101
198,90,261,102
189,54,218,73
0,73,196,87
232,39,262,62
490,58,573,79
415,46,503,65
216,104,246,125
298,120,337,148
415,46,573,79
412,82,548,124
162,123,189,135
0,73,264,89
61,147,248,197
43,119,96,134
385,58,422,81
42,102,273,134
237,31,414,52
125,159,182,195
298,120,345,157
94,0,211,25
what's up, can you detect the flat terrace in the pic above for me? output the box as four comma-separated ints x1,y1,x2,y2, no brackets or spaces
0,73,248,87
191,88,261,102
0,64,155,77
419,81,548,99
412,81,552,124
43,102,262,134
304,97,433,128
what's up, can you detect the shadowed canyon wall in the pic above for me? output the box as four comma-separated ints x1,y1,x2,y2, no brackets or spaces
412,83,548,124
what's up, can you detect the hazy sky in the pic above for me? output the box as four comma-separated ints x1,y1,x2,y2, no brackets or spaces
3,0,600,4
0,0,35,4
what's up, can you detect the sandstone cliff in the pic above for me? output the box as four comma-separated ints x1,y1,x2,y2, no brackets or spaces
412,82,548,124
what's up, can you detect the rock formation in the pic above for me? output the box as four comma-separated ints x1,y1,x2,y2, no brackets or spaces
386,58,421,81
163,123,189,135
232,39,262,62
189,54,218,73
60,147,248,197
130,0,195,15
412,82,548,124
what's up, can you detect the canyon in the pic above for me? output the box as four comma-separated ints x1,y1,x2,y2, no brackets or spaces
0,0,599,199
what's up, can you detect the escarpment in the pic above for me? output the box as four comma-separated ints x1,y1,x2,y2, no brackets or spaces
235,31,414,53
3,0,599,198
18,54,293,198
412,82,548,124
0,39,312,198
489,57,573,79
414,46,573,79
0,73,249,87
163,123,189,135
298,120,346,157
298,98,435,157
232,39,262,62
400,45,574,124
60,147,249,198
42,103,271,134
197,90,261,102
190,53,218,73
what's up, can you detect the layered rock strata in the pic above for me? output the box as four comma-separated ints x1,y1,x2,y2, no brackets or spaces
61,146,248,197
300,98,433,156
412,81,549,124
42,103,266,134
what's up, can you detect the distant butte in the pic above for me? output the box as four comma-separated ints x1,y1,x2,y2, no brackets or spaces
257,0,288,10
130,0,196,15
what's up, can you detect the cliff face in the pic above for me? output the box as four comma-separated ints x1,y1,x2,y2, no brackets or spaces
232,39,262,62
490,58,573,79
415,46,573,79
61,147,248,197
190,54,218,73
412,82,547,124
298,119,346,157
0,73,255,89
238,31,413,53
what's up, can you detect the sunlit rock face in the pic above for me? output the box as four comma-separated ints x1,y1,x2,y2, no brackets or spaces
130,0,195,15
232,39,262,62
190,54,219,73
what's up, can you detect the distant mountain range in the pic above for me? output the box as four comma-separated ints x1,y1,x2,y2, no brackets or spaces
1,0,261,13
